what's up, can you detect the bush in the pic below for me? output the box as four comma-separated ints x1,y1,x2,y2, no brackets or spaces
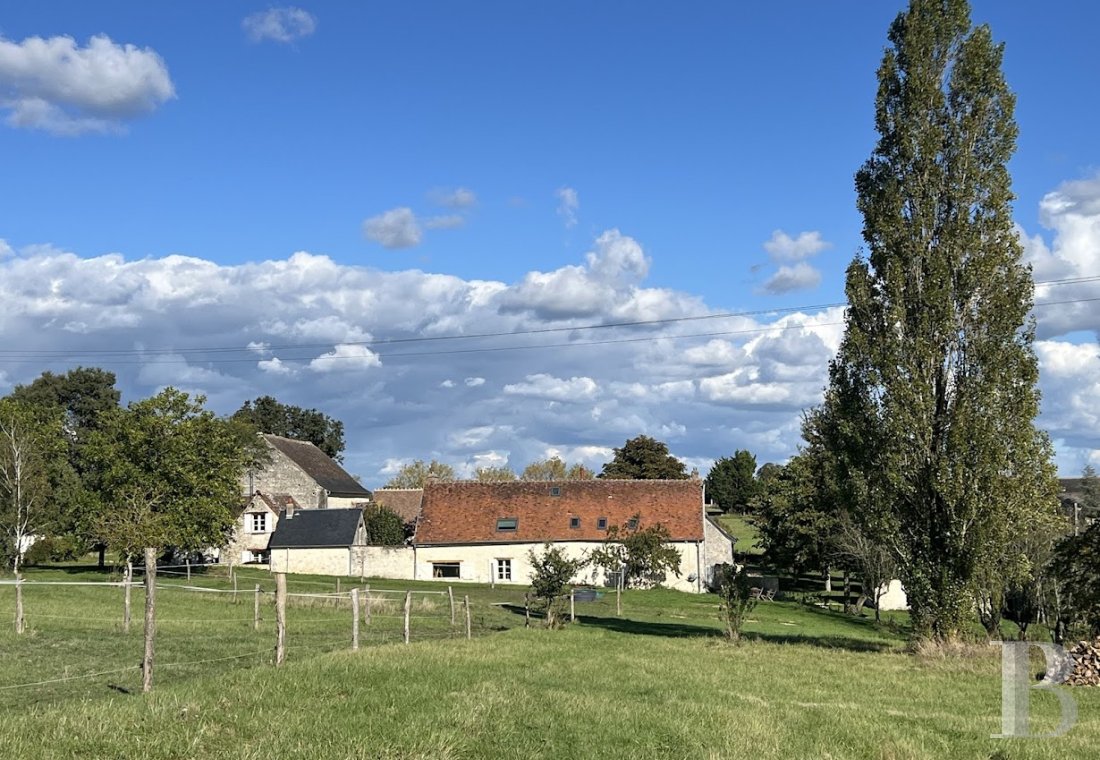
714,563,756,642
23,535,84,565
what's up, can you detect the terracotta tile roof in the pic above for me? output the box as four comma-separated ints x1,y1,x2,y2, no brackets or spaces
372,489,424,525
414,480,704,545
263,434,371,498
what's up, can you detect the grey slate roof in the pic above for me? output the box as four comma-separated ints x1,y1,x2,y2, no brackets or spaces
268,508,364,548
263,435,371,498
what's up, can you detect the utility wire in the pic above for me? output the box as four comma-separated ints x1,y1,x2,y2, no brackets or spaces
1,273,1097,359
1,281,1098,367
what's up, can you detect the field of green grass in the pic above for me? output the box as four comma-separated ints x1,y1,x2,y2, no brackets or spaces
1,564,1097,758
716,513,763,556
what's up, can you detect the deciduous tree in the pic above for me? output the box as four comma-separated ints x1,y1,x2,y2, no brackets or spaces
475,465,517,482
86,389,259,555
383,459,456,489
232,396,345,461
590,516,682,588
527,543,588,628
598,436,687,480
824,0,1060,640
363,504,407,546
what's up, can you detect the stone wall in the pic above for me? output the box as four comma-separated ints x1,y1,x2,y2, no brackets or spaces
270,546,358,576
413,541,704,592
702,517,736,588
241,443,325,508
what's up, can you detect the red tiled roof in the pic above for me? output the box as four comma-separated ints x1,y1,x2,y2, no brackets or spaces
415,480,704,545
372,489,424,525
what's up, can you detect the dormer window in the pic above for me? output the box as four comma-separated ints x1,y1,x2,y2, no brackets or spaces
496,517,518,532
550,486,562,497
569,517,581,529
250,513,267,533
597,517,608,530
626,517,639,530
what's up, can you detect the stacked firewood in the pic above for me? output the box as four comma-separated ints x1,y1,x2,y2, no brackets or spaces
1064,639,1100,686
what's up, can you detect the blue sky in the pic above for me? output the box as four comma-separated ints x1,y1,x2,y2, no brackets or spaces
2,2,1099,483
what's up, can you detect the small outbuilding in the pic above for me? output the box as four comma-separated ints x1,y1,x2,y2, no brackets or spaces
268,505,369,577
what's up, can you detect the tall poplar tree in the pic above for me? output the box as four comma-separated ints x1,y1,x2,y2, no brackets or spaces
825,0,1059,640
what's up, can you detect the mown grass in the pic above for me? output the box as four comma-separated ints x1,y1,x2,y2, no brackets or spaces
716,513,763,556
1,566,1097,758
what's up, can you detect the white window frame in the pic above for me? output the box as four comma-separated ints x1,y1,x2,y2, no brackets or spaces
496,558,512,581
250,512,267,533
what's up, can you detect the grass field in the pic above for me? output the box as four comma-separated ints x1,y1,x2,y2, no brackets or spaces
715,513,763,556
1,565,1097,759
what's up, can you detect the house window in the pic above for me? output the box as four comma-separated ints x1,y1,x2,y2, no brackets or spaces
569,517,581,529
550,486,562,497
626,517,639,530
496,559,512,581
597,517,608,530
496,517,518,532
432,562,461,579
250,513,267,533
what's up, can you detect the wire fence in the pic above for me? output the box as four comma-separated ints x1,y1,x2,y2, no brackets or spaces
0,571,517,705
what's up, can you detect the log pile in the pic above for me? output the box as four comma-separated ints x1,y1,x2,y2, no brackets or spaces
1065,639,1100,686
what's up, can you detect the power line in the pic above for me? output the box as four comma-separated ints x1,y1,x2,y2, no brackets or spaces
1,281,1098,368
1,273,1097,360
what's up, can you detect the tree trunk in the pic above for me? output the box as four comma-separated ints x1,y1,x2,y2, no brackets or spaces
97,545,106,570
823,567,832,593
842,569,852,614
14,572,24,635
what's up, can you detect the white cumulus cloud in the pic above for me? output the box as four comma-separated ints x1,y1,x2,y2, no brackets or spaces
363,207,422,249
763,230,831,262
503,374,599,402
431,187,477,208
243,7,317,43
556,186,579,228
761,262,822,294
0,34,175,135
309,344,382,373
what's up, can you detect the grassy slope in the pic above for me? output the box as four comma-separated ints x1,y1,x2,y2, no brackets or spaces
716,514,763,556
1,567,1097,759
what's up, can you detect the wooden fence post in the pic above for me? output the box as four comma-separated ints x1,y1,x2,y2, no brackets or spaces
186,560,191,582
464,595,471,640
616,564,623,617
142,547,157,693
364,584,371,626
351,588,360,651
275,573,287,666
336,577,341,595
570,589,575,624
232,571,239,604
448,586,455,626
524,593,530,628
253,584,261,631
490,560,495,589
403,590,411,644
123,560,133,633
14,574,24,635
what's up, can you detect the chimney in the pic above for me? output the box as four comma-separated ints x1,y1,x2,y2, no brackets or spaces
285,500,295,520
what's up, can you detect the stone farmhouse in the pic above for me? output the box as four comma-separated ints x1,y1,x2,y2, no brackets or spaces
222,434,371,565
269,479,736,593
